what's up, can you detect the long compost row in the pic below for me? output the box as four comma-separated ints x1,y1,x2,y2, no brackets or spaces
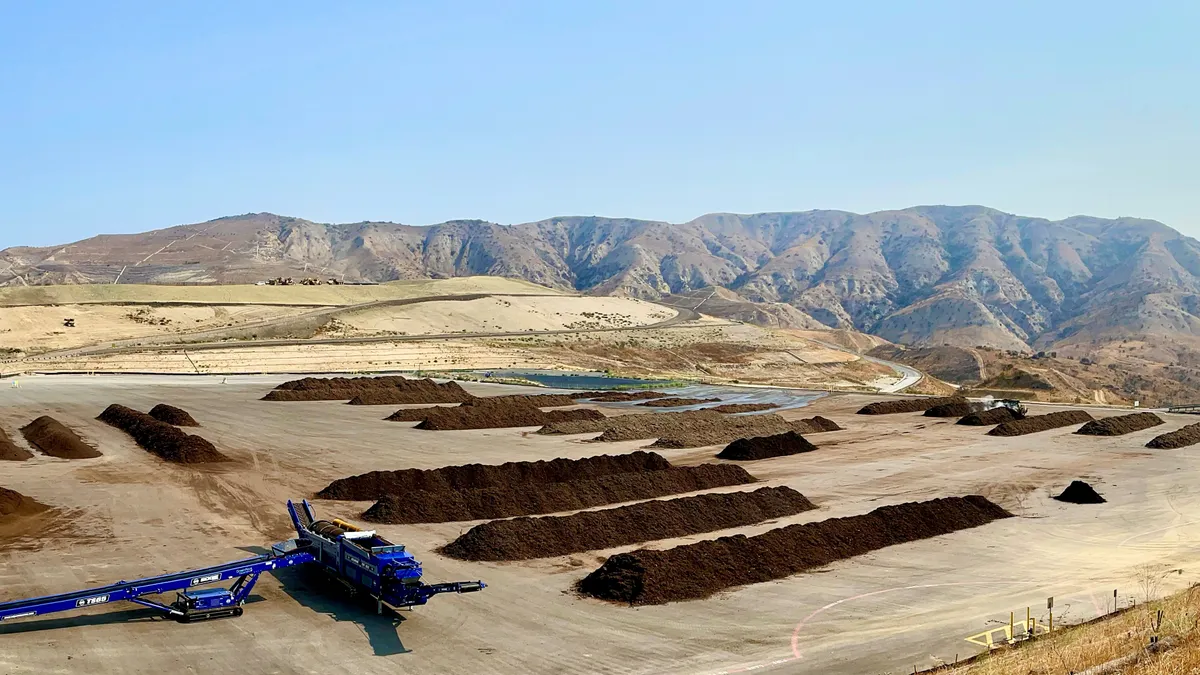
537,408,840,449
987,410,1094,436
441,486,815,561
578,495,1013,605
318,451,756,523
97,404,228,463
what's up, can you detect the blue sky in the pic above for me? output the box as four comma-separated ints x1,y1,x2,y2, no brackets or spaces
1,1,1196,246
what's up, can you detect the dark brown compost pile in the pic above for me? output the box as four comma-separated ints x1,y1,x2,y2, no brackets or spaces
577,496,1012,605
856,396,966,415
0,487,48,517
717,431,817,461
97,404,228,463
1053,480,1106,504
1076,412,1164,436
957,407,1020,426
413,398,603,430
20,416,102,459
636,397,722,408
987,410,1094,437
264,375,473,403
1146,423,1200,449
148,403,200,427
800,416,842,432
923,401,982,418
572,391,669,402
0,427,33,461
318,451,673,500
709,403,780,414
441,486,815,561
362,464,756,524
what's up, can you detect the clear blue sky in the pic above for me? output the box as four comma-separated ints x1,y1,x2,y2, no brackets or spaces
1,1,1196,246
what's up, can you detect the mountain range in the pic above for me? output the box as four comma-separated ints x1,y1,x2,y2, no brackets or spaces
5,206,1200,356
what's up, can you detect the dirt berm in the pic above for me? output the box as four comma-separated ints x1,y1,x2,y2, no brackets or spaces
1146,423,1200,449
441,486,815,561
414,399,604,430
717,431,817,461
0,487,48,518
577,496,1012,605
148,403,200,427
923,401,982,418
957,408,1019,426
318,451,673,500
97,404,229,463
1076,412,1164,436
539,409,838,449
264,375,473,403
572,391,668,402
20,416,101,459
857,396,966,415
636,397,721,408
0,427,33,461
362,465,756,524
709,403,780,414
987,410,1094,437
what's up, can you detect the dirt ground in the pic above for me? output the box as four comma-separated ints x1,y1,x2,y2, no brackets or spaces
1,375,1195,674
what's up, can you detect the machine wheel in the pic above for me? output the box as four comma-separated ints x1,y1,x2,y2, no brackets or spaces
233,607,244,617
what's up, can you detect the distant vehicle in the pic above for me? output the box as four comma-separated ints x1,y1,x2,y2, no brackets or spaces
62,318,75,328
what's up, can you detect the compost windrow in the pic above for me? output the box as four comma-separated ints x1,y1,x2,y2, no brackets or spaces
362,464,756,524
318,450,674,500
97,404,228,463
441,486,815,560
20,416,101,459
0,427,32,461
717,431,817,461
987,410,1093,437
577,496,1012,605
1076,412,1164,436
148,403,200,427
857,396,966,415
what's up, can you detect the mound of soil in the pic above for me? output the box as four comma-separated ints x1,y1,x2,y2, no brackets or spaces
987,410,1094,437
856,396,966,415
20,416,102,459
0,427,33,461
1053,480,1106,504
318,451,673,500
636,397,722,408
1146,423,1200,449
148,403,200,427
97,404,228,463
709,403,780,414
384,405,457,422
265,375,473,403
717,431,817,461
801,416,842,432
923,401,981,418
1076,412,1165,436
957,407,1019,426
362,465,756,524
414,398,603,430
0,487,48,517
442,486,815,561
578,496,1012,605
572,391,669,403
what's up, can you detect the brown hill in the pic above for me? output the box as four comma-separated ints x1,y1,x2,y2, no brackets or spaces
6,206,1200,366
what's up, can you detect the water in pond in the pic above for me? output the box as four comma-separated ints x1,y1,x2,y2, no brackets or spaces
476,371,825,413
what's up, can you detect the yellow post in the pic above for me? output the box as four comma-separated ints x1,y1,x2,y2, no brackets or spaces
1027,607,1031,636
1010,611,1015,643
1049,609,1053,633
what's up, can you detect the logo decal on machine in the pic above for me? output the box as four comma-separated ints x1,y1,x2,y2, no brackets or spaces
75,595,109,607
190,573,221,586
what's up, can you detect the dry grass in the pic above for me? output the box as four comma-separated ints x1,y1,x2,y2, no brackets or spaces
938,582,1200,674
